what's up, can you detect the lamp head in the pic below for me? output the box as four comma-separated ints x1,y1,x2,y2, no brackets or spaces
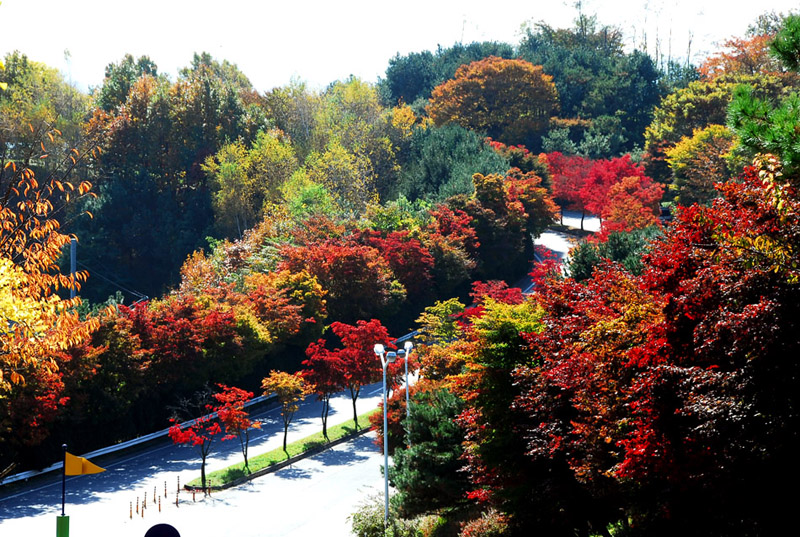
404,341,413,352
374,343,385,355
397,349,406,358
386,351,397,363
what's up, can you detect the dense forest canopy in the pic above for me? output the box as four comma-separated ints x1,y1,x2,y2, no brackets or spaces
3,8,800,537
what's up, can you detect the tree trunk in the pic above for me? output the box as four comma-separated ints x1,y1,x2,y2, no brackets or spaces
242,430,249,473
283,422,289,453
200,452,207,496
321,398,329,440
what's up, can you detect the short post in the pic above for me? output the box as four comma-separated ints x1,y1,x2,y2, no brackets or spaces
56,516,69,537
164,480,167,498
130,501,132,520
158,496,161,513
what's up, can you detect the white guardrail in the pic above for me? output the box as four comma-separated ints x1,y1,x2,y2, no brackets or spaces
1,393,278,487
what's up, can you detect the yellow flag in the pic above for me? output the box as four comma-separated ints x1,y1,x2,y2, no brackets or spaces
64,452,105,476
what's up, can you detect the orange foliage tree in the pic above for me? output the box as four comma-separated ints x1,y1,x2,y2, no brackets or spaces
427,57,558,145
1,122,100,394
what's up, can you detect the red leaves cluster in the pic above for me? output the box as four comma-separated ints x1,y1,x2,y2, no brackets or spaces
545,152,661,237
457,161,800,532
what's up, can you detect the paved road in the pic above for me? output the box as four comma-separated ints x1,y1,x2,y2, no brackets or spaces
0,385,387,536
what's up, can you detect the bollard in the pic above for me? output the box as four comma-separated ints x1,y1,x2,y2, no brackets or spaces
136,497,139,514
130,501,132,520
176,491,179,508
192,489,196,502
143,493,146,510
164,480,167,498
141,502,144,518
154,486,157,504
177,476,180,493
158,496,161,513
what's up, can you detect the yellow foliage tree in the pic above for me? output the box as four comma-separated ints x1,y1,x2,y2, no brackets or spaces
427,56,558,144
261,370,313,452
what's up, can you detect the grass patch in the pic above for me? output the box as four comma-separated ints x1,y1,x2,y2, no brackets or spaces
188,409,380,488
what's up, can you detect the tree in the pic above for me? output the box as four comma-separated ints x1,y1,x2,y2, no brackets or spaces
394,124,509,202
213,384,260,472
580,154,650,219
304,139,377,214
323,319,390,429
545,151,594,225
94,54,158,112
666,124,741,206
168,390,224,494
203,129,298,238
567,226,662,281
301,341,344,440
380,41,515,107
518,16,661,150
389,387,470,517
261,370,311,453
699,34,786,80
598,175,663,237
78,53,267,302
278,239,405,323
643,73,789,182
1,88,101,461
427,57,558,146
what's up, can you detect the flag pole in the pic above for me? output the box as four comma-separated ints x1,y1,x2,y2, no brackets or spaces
61,444,67,516
58,444,69,537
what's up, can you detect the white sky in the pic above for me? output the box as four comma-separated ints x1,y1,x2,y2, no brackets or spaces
1,0,798,93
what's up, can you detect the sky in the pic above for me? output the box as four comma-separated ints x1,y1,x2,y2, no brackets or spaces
1,0,799,93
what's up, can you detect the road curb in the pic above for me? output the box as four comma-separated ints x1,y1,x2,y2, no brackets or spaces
184,426,374,492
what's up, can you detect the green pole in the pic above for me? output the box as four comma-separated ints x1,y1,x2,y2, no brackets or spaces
56,515,69,537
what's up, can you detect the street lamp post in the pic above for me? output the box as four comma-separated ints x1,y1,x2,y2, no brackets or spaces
374,343,396,526
397,341,413,445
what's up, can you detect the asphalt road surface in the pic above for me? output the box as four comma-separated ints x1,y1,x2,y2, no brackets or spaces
0,385,387,537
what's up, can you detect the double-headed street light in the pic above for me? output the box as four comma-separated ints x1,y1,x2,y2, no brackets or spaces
374,343,396,526
396,341,413,435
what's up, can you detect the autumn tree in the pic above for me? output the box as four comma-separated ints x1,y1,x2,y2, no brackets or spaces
78,53,267,302
665,124,741,206
278,239,405,324
311,320,391,429
1,62,103,464
643,73,789,182
261,370,311,453
203,129,298,238
301,342,344,440
168,389,224,494
381,41,515,107
213,384,260,472
598,175,663,237
699,34,787,80
544,151,594,225
427,57,558,146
